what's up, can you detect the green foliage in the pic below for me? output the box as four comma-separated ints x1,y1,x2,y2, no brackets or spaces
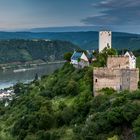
136,56,140,68
73,91,140,140
0,31,140,51
133,115,140,139
99,48,117,66
13,82,26,95
0,63,93,139
1,63,140,140
100,87,116,95
0,40,79,64
66,80,79,96
64,52,73,61
92,48,117,67
108,135,119,140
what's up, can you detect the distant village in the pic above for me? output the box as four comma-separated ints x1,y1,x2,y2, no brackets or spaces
0,89,15,103
70,31,139,96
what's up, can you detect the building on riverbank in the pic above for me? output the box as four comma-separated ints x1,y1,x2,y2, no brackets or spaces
71,51,89,68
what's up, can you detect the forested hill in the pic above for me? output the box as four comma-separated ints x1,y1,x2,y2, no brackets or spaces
1,63,140,140
0,31,139,50
0,40,79,64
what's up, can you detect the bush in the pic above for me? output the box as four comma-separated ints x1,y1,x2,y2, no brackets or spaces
100,87,116,95
40,90,53,98
66,80,79,96
64,52,73,61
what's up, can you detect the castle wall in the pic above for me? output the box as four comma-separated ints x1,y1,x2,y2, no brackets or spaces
93,67,139,96
129,69,139,91
107,56,129,69
121,69,131,90
93,68,121,96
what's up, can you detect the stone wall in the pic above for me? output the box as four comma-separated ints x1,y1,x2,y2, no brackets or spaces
130,68,139,91
93,68,121,96
107,56,129,69
93,67,139,96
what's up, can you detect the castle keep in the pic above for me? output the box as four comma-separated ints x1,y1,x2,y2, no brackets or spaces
93,55,139,96
99,31,112,52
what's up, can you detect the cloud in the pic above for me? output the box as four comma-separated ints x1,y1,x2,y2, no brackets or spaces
82,0,140,26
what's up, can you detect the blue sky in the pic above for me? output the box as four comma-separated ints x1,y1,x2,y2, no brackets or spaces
0,0,139,33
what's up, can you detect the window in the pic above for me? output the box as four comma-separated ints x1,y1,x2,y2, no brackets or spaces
95,79,97,83
120,85,122,90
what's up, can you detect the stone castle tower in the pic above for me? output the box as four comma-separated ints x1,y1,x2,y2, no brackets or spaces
99,31,112,52
93,55,139,96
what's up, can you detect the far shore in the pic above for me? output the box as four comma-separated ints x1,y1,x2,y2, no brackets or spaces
0,60,66,70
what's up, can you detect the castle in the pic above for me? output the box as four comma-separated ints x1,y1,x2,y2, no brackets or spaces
93,31,139,96
99,31,112,52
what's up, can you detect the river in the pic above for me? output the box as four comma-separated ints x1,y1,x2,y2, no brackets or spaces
0,63,63,89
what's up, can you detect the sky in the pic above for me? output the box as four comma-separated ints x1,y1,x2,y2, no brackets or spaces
0,0,140,33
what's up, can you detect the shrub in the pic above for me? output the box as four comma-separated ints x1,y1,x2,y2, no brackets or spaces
66,80,79,96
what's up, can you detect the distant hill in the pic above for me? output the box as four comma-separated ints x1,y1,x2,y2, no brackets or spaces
29,26,98,32
0,31,139,50
0,40,79,64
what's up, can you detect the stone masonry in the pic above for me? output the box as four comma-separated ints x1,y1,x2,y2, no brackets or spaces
107,56,130,69
93,56,139,96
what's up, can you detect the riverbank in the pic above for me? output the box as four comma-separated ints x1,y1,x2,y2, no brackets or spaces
0,60,66,70
0,63,64,90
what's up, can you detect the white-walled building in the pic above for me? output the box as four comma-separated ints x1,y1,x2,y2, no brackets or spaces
71,52,89,68
124,51,136,69
99,31,112,52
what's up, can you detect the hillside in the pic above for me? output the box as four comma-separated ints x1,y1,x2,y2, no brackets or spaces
0,40,79,64
0,63,140,140
0,31,139,50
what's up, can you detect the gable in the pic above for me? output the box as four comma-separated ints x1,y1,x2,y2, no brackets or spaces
81,53,89,62
124,51,136,59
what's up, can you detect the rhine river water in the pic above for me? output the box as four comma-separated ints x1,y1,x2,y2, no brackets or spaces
0,63,63,89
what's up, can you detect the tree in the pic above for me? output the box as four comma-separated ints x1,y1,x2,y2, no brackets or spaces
64,52,73,61
34,73,39,81
96,48,118,66
13,82,25,95
66,80,79,96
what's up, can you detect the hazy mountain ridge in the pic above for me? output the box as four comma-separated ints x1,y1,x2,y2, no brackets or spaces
0,40,79,64
0,31,139,50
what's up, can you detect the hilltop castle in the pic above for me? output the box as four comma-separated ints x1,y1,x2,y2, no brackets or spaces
93,31,139,96
99,31,112,52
